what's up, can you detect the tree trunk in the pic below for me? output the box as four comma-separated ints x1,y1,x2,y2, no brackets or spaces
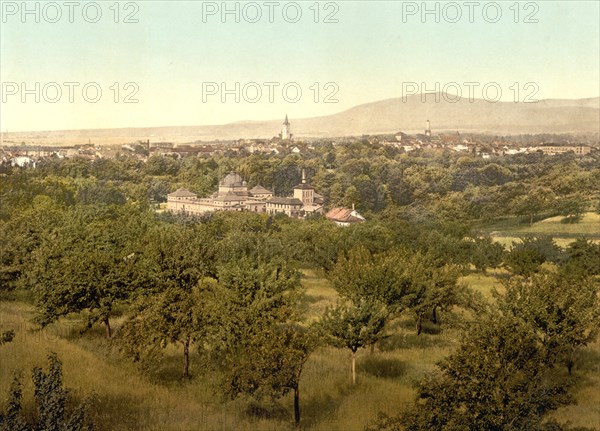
416,315,422,336
182,338,190,378
567,351,574,375
370,342,375,355
431,307,438,325
351,350,356,385
293,385,300,426
104,317,111,339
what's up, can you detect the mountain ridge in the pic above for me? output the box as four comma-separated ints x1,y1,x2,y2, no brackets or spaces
3,94,599,145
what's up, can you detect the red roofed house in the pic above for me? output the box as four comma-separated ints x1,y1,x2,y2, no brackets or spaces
326,206,366,227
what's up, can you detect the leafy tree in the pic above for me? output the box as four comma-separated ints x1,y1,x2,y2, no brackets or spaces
512,188,553,226
499,271,600,374
76,180,127,206
30,206,152,337
471,236,505,273
118,222,217,376
556,194,586,223
401,255,464,334
119,281,218,378
321,300,388,384
329,246,411,316
561,239,600,277
505,236,562,276
0,372,28,431
0,196,66,292
214,258,303,352
215,258,312,425
376,315,573,431
342,185,362,209
225,324,315,426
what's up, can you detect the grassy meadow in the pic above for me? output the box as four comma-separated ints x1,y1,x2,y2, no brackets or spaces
2,264,599,430
486,212,600,248
1,213,599,430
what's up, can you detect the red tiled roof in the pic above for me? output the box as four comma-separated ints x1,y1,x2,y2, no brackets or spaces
326,207,365,223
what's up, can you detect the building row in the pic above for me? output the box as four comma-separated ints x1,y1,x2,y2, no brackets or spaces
167,171,324,218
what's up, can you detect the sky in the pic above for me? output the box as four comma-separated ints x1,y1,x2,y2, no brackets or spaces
1,0,599,131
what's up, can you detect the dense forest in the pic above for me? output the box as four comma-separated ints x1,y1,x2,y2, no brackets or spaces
1,142,599,431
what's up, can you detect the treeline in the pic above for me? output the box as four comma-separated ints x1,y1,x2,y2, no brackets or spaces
1,141,599,222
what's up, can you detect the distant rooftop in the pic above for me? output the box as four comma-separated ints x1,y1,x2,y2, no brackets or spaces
249,185,272,195
326,207,365,223
168,188,197,198
267,197,303,206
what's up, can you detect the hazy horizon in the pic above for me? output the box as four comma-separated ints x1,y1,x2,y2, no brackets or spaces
1,93,599,135
1,1,599,132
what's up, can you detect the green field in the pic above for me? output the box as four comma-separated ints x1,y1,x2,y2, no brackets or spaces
2,270,599,430
487,212,600,249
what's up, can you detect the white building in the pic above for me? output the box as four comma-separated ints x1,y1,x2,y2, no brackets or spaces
167,171,323,218
280,115,292,140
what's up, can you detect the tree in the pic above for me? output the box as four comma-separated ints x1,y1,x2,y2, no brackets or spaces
119,281,218,378
0,372,28,431
0,196,66,292
561,239,600,277
224,324,315,426
76,180,127,206
329,246,411,316
321,300,388,384
368,268,599,431
118,223,217,377
379,315,573,431
512,188,552,226
471,236,505,273
499,271,600,374
401,255,464,334
30,206,152,338
331,247,467,335
216,259,312,426
505,236,562,276
556,194,586,224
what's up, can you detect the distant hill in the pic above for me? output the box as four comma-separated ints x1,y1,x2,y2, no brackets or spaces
3,94,599,145
290,94,600,137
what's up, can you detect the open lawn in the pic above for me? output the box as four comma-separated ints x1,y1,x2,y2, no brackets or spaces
1,272,599,430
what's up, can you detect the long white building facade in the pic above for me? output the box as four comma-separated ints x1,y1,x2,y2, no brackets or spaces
167,171,323,218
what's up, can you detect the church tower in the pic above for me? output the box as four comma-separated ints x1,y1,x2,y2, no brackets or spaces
293,169,314,206
280,114,292,140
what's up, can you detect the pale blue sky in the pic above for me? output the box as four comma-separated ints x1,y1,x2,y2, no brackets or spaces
1,0,599,131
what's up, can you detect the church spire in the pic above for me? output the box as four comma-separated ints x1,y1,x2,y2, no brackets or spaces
281,114,292,140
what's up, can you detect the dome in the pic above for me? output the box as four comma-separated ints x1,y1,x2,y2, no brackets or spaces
220,172,244,186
